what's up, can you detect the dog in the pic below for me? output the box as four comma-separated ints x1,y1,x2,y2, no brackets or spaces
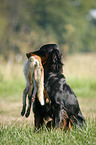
26,44,85,129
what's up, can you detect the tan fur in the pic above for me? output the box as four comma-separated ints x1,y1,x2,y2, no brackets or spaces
21,55,44,117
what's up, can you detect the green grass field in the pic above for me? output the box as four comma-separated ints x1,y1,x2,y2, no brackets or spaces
0,53,96,144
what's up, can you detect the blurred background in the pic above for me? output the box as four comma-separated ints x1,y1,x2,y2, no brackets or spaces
0,0,96,124
0,0,96,61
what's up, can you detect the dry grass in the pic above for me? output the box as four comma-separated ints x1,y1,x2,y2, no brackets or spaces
63,52,96,78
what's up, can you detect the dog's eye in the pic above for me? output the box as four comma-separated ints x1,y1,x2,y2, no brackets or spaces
40,49,46,57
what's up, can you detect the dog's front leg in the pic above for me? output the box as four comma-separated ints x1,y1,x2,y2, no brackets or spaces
33,96,44,130
53,104,62,128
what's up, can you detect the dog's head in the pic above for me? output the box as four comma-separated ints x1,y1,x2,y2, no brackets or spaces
26,44,63,73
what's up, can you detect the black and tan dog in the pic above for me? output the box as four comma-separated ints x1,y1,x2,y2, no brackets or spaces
26,44,85,130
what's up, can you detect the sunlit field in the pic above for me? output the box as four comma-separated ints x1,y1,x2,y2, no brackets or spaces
0,53,96,144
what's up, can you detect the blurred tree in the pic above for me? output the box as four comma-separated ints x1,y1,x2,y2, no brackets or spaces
0,0,96,60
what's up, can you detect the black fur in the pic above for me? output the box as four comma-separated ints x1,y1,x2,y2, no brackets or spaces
26,44,85,129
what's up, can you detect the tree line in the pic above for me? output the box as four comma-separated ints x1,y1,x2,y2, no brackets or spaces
0,0,96,60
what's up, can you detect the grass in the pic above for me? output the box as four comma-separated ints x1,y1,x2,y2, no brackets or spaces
0,53,96,144
0,120,96,145
67,77,96,98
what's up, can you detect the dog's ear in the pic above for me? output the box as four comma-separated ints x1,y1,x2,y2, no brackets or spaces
52,49,62,64
46,49,63,73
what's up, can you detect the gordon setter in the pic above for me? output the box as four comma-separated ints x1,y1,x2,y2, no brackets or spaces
26,44,85,130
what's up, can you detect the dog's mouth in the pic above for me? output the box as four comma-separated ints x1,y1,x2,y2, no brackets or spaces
26,51,49,65
40,54,49,65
